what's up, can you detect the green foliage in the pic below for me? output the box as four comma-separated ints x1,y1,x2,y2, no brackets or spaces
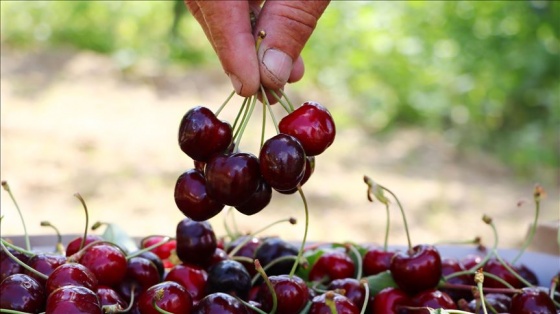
1,1,558,176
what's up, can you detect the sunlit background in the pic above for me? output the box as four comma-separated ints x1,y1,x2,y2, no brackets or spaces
1,1,558,249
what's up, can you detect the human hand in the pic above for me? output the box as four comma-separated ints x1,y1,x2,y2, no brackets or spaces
185,1,330,98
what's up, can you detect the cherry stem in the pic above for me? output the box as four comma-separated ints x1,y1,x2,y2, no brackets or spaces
250,255,300,286
153,298,173,314
40,221,65,255
443,269,517,289
127,236,171,260
103,285,136,313
474,269,489,314
290,185,309,278
255,259,278,314
232,96,254,146
359,279,369,314
0,239,35,256
434,236,481,247
1,181,31,251
237,298,268,314
380,185,412,251
234,96,258,149
439,282,521,294
325,291,339,314
255,30,266,51
223,207,239,241
0,240,48,280
512,186,542,264
261,85,280,134
278,89,296,112
268,89,292,113
73,193,90,253
344,243,363,279
67,239,126,263
231,96,249,140
383,203,390,251
260,100,267,149
0,309,36,314
227,217,296,257
466,215,499,273
215,90,236,116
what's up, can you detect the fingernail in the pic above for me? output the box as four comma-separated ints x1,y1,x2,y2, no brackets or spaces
229,73,242,94
262,48,292,86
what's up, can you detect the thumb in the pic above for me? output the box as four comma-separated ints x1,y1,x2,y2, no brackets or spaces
255,1,329,89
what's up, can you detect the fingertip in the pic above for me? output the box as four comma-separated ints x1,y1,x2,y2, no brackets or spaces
288,55,305,83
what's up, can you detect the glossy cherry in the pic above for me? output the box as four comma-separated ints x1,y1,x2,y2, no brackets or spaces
116,256,161,302
135,251,165,280
309,291,360,314
205,152,261,206
78,243,127,287
279,101,336,156
362,247,395,276
308,249,356,283
1,246,29,282
370,287,411,314
327,277,366,310
254,237,299,277
24,252,67,285
226,235,261,276
235,178,272,215
97,285,128,312
259,133,307,192
140,236,177,262
510,287,556,314
410,289,457,313
46,285,102,314
46,262,98,296
174,168,225,221
206,259,252,300
193,292,251,314
0,273,45,313
175,218,217,267
257,274,309,314
276,156,315,195
390,244,442,295
164,263,208,303
483,258,523,288
137,281,193,314
466,293,511,313
440,257,472,302
65,234,104,257
178,106,233,162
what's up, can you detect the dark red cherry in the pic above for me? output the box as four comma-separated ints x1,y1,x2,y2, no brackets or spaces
371,287,411,314
78,243,127,287
25,252,67,285
410,289,457,313
97,285,128,312
253,237,299,277
327,278,366,310
135,251,165,280
174,168,225,221
483,258,523,288
175,218,217,267
206,259,252,300
276,156,315,195
66,235,104,257
309,292,360,314
226,235,261,276
137,281,193,314
46,285,102,314
235,178,272,215
46,262,98,296
116,256,161,302
178,106,233,162
279,101,336,156
390,244,442,295
308,250,355,284
165,263,208,303
1,246,29,282
510,287,556,314
440,257,472,302
206,247,229,269
466,293,511,313
257,274,309,314
259,133,306,192
193,292,251,314
140,236,177,262
205,152,261,206
362,247,395,276
0,273,45,313
514,263,539,286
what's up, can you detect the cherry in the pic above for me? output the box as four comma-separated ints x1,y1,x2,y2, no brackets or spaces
46,262,98,296
410,289,457,313
276,156,315,195
178,106,233,162
253,237,299,277
259,133,306,192
97,285,128,312
278,101,336,156
65,234,104,257
24,252,67,285
390,244,442,295
137,281,193,314
466,293,511,313
164,263,208,303
78,243,127,287
205,152,261,206
235,178,272,215
175,218,217,267
135,251,165,280
46,285,102,314
370,287,411,314
116,256,161,302
308,249,356,284
206,259,252,300
226,235,261,276
309,291,360,314
327,278,366,310
483,258,523,288
140,235,177,262
0,273,45,313
514,263,539,286
362,247,395,276
440,257,472,302
174,168,225,221
1,246,29,282
510,287,556,314
257,274,309,314
193,292,251,314
206,247,229,269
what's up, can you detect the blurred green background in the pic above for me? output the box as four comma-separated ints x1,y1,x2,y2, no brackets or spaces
1,0,558,179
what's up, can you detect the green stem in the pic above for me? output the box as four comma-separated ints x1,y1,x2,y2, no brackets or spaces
345,243,363,279
127,237,171,260
512,198,540,264
492,249,533,287
251,255,299,286
278,89,296,112
268,89,292,113
234,96,258,149
223,207,237,241
40,221,65,255
290,186,309,278
383,203,390,251
215,90,236,116
381,185,412,250
255,259,277,314
232,96,252,144
260,100,267,149
359,280,369,314
228,217,296,257
467,216,499,273
73,193,90,252
261,85,280,134
2,181,31,251
1,238,35,256
0,240,48,280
